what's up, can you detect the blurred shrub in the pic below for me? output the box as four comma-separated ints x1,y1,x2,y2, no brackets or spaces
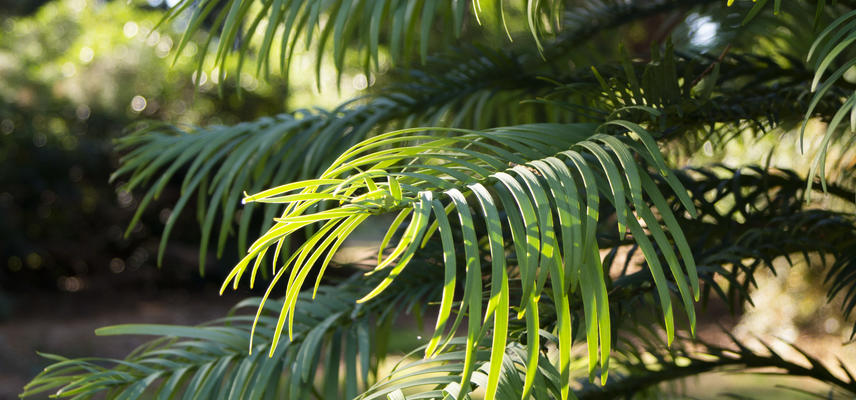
0,0,289,293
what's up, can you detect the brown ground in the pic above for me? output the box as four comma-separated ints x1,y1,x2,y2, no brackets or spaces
0,286,244,400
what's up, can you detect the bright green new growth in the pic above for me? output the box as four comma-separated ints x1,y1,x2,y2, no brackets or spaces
227,122,699,396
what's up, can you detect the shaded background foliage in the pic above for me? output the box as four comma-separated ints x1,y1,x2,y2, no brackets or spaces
0,0,294,298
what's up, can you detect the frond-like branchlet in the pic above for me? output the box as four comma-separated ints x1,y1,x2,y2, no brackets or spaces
578,329,856,399
545,165,856,345
802,9,856,198
726,0,836,26
225,121,700,399
352,330,856,399
152,0,759,86
113,2,826,276
358,337,565,400
112,48,553,272
158,0,565,83
542,45,847,154
21,271,440,399
666,166,856,338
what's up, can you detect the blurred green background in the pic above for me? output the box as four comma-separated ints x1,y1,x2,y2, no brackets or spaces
0,0,295,294
0,1,297,393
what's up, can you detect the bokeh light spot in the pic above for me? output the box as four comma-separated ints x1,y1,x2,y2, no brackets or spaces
79,46,94,63
109,258,126,274
59,276,83,292
130,95,147,112
123,21,138,38
26,253,42,269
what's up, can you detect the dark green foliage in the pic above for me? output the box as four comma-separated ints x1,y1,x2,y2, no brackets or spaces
22,271,440,399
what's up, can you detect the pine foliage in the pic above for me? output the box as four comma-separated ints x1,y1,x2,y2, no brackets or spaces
22,0,856,399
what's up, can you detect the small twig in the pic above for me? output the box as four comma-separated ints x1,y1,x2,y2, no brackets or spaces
690,43,733,88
